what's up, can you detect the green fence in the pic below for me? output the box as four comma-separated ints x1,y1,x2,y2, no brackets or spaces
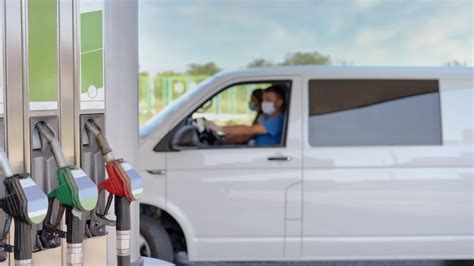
139,73,208,124
139,73,263,126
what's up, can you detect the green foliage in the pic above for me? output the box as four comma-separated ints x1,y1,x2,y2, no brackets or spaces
186,62,222,75
337,59,354,66
280,51,331,66
247,58,274,67
158,70,182,76
444,60,467,67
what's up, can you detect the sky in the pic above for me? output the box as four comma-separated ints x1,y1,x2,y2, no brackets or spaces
139,0,474,75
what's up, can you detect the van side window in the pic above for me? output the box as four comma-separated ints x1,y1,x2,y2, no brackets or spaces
308,79,442,146
190,81,291,148
154,80,292,152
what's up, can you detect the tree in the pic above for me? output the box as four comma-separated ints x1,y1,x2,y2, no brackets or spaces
247,58,274,67
157,70,182,76
186,62,222,75
444,60,467,67
280,51,331,66
337,59,354,66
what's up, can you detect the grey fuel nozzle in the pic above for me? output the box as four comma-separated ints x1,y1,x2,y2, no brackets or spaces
35,122,68,168
84,120,115,162
0,149,14,178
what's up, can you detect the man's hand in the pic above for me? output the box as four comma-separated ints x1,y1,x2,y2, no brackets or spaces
194,118,206,133
204,120,222,132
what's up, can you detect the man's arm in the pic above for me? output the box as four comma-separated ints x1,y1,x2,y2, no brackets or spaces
221,124,268,144
202,121,268,144
224,134,254,144
222,124,267,136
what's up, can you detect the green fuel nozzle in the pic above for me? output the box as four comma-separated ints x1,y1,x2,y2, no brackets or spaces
35,122,99,265
36,122,99,212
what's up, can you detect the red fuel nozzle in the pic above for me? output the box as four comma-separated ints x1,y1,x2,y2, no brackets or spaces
99,159,143,203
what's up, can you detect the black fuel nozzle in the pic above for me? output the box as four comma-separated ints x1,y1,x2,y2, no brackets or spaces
0,151,49,262
0,245,12,261
0,196,16,261
86,190,115,238
0,214,14,261
38,198,66,250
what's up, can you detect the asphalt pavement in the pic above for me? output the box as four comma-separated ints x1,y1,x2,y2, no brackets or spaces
185,262,459,266
174,252,472,266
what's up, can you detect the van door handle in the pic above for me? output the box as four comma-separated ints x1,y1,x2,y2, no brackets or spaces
147,169,166,175
267,156,292,161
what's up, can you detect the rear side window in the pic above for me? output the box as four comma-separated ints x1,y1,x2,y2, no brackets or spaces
308,79,442,147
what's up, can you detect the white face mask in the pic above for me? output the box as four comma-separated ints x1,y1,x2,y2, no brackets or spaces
261,101,276,115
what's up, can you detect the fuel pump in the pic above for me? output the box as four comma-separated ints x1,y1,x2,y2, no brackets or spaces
84,119,143,266
35,122,98,266
0,150,49,265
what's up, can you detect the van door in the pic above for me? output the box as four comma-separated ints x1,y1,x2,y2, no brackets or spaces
302,78,474,259
163,77,303,260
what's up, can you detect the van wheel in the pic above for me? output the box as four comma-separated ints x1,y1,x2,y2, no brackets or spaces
140,215,174,262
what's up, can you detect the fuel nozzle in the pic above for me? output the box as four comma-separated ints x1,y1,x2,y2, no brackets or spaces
84,120,143,202
84,119,143,266
35,121,99,265
0,150,49,264
35,121,98,212
84,120,115,162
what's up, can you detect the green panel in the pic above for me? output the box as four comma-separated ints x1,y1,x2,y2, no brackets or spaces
81,50,103,93
28,0,58,102
139,73,149,99
81,11,103,53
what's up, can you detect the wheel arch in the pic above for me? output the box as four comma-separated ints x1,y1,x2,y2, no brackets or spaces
139,201,193,254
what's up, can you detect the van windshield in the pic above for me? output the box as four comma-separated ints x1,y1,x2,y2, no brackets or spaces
139,77,213,138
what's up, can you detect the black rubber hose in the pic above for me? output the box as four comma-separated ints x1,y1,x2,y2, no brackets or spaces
115,197,130,232
117,254,131,266
14,221,32,261
115,196,131,266
65,207,85,244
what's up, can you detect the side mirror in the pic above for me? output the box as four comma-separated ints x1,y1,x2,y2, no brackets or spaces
171,125,200,150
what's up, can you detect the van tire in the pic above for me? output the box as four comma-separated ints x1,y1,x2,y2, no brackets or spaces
445,260,474,266
140,215,174,262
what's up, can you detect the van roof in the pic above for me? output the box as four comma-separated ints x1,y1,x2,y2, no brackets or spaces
214,66,473,80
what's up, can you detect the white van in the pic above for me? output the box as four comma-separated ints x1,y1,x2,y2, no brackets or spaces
138,66,473,264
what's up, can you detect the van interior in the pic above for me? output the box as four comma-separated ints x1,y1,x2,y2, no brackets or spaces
154,81,291,151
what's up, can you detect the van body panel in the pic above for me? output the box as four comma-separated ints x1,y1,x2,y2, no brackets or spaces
302,75,473,259
163,75,303,260
439,79,474,145
138,67,474,261
302,167,473,236
301,236,473,260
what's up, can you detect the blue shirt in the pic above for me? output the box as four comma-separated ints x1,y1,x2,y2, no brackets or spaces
255,115,285,145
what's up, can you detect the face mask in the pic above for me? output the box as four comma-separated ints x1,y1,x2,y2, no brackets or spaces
261,101,276,115
248,102,257,111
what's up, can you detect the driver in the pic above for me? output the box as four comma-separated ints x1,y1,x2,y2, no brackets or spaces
205,85,286,145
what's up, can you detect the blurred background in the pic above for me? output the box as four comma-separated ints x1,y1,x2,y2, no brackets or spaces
138,0,473,126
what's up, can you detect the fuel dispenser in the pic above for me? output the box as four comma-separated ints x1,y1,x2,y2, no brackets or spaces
0,151,49,265
35,122,99,265
1,0,142,264
84,120,143,266
79,114,113,240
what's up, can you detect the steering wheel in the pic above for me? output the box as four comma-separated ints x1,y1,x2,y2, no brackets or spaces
208,127,224,145
192,118,224,145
